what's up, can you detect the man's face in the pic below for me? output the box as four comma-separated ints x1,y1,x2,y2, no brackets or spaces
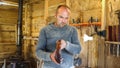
55,7,70,27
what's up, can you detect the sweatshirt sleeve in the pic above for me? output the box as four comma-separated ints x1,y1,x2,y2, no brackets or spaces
65,27,81,55
36,28,51,61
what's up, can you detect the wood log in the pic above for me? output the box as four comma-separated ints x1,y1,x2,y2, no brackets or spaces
108,26,112,41
116,25,120,42
112,26,117,41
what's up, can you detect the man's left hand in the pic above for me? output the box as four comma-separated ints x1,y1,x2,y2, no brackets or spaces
60,39,67,50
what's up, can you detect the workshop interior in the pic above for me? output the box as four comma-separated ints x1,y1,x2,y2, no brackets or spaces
0,0,120,68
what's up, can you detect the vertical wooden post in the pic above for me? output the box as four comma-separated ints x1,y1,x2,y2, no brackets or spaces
24,2,33,59
66,0,71,24
98,0,106,68
44,0,49,24
101,0,106,30
66,0,70,7
24,3,28,59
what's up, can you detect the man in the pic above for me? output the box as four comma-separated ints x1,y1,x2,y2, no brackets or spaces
36,5,81,68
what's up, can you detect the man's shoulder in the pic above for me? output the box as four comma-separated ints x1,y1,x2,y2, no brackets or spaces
41,23,53,30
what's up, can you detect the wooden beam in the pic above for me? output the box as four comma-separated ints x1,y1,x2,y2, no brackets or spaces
0,0,18,7
3,0,18,3
98,1,106,68
0,43,16,45
66,0,70,7
101,0,107,30
44,0,48,21
48,0,65,7
105,41,120,44
70,22,101,27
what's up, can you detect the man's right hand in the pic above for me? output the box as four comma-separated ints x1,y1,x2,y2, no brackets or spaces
50,50,61,64
50,40,63,64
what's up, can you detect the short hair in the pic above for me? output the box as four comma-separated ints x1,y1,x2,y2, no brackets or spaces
56,5,71,14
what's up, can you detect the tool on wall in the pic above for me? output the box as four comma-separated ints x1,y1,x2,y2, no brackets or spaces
88,17,99,23
72,18,81,24
72,18,83,36
83,34,93,42
2,59,6,68
89,25,106,37
115,10,120,24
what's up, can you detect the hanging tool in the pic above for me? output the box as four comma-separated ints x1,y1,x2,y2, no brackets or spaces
115,10,120,25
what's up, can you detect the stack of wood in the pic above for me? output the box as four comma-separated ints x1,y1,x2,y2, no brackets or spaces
107,25,120,42
107,25,120,56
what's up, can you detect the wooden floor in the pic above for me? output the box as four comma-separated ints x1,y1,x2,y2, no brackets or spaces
105,56,120,68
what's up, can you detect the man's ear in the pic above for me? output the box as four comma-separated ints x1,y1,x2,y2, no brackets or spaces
54,14,57,18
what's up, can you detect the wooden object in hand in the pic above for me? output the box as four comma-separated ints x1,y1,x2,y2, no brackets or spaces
55,40,62,64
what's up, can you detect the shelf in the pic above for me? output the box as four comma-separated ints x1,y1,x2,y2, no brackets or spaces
70,22,101,26
105,41,120,44
0,23,16,25
23,36,38,40
0,30,15,32
0,43,16,45
0,41,16,45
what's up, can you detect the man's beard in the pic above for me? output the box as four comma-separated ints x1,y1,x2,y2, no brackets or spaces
59,22,67,27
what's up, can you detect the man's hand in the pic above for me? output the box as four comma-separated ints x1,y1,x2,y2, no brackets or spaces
50,39,66,64
50,50,62,64
57,39,67,50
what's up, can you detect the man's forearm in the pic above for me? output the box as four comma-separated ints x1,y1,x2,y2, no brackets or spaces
65,41,81,55
36,50,51,61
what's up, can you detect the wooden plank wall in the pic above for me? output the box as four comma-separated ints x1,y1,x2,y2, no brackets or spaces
105,0,120,68
0,0,119,68
0,8,18,60
23,0,103,68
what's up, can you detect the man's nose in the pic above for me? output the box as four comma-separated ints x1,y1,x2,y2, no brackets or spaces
62,18,66,22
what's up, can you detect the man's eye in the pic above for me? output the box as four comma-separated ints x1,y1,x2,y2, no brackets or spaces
59,16,63,18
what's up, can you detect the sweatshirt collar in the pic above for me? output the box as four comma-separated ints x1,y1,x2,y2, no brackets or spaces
50,23,68,30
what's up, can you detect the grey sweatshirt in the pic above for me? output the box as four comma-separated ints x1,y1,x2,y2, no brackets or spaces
36,23,81,68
